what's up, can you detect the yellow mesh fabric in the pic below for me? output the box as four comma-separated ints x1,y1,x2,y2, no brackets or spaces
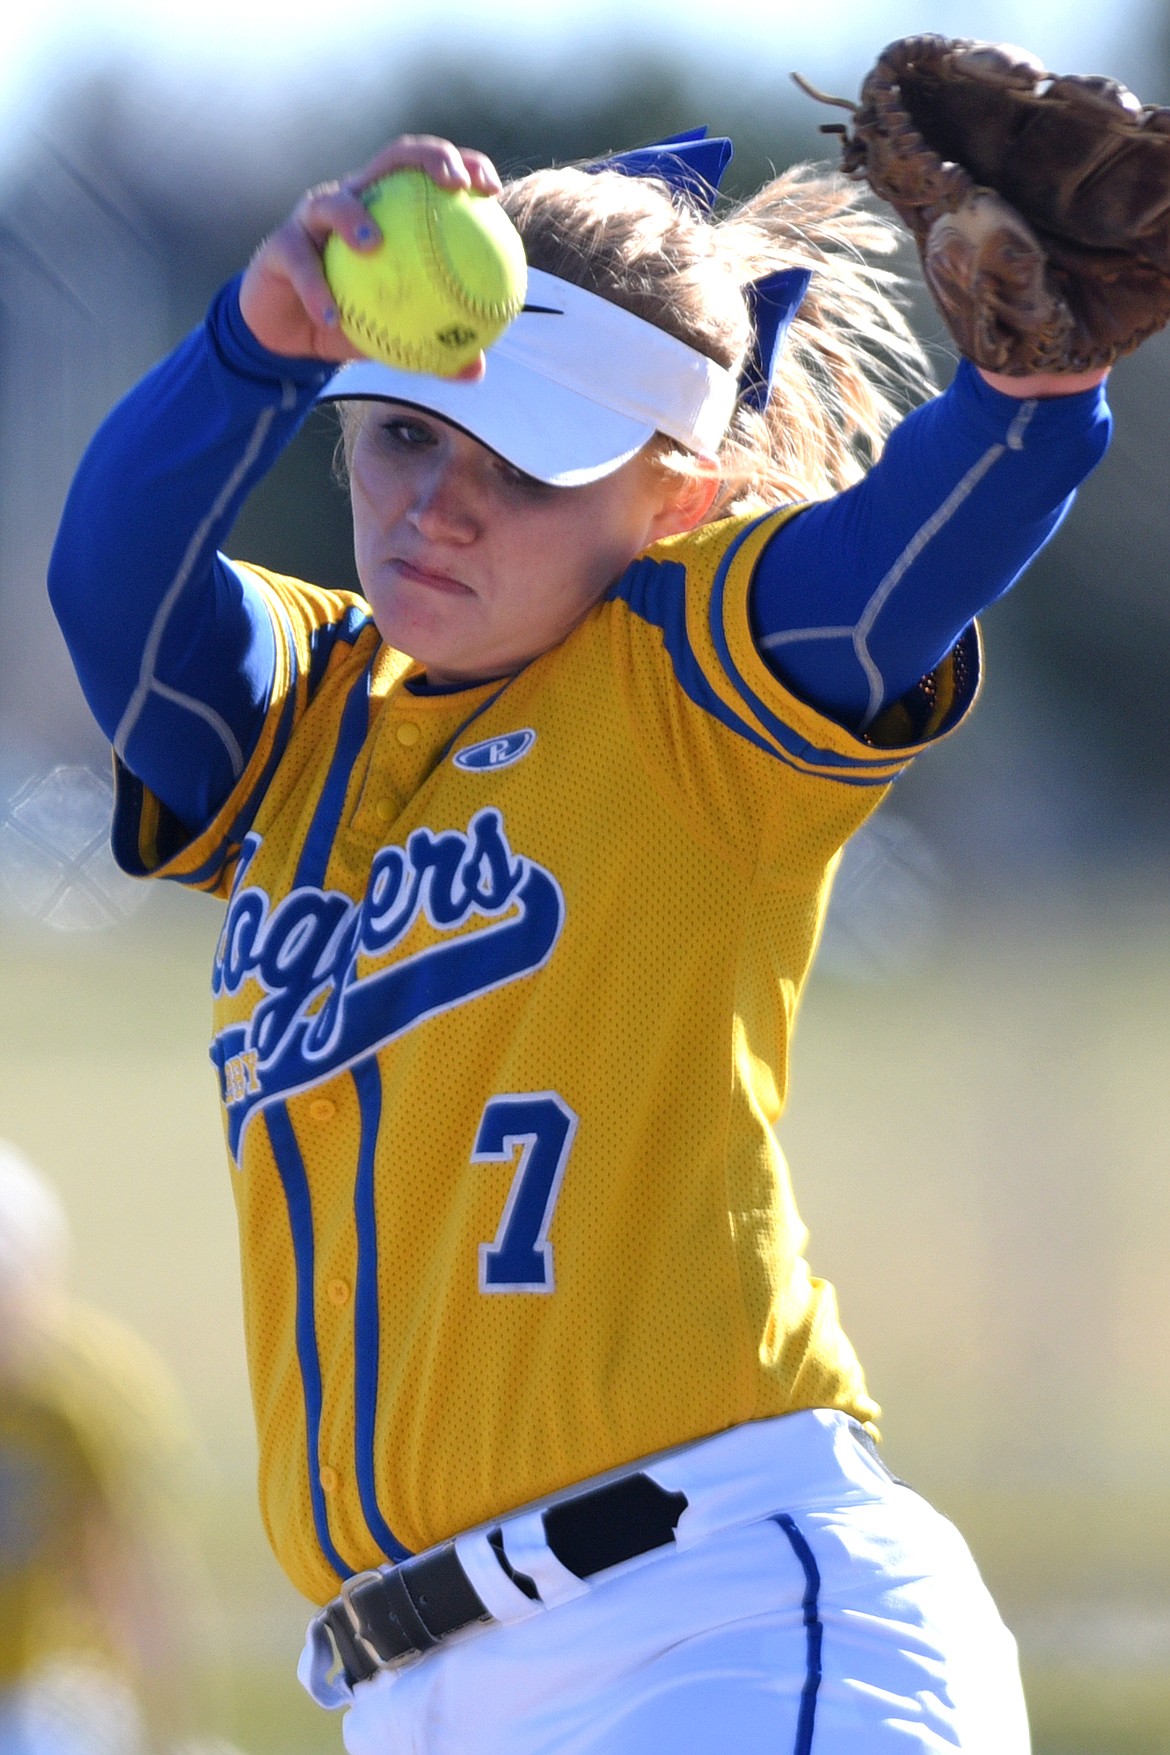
117,511,978,1604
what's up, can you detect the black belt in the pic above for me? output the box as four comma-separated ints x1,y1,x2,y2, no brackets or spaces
323,1471,689,1686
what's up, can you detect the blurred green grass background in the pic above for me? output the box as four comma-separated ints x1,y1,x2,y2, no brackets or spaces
2,889,1168,1752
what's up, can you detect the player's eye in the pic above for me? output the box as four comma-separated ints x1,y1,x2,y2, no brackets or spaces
377,416,436,450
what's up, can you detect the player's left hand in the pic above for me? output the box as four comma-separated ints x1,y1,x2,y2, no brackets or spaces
796,36,1170,392
238,136,503,371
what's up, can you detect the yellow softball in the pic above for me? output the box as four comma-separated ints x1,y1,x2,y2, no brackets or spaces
323,170,528,376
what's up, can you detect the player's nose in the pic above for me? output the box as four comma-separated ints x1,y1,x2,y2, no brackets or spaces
407,455,480,543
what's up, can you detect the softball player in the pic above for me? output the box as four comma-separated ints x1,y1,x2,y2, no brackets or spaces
49,123,1114,1753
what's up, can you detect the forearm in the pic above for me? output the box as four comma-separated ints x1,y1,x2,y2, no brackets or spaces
48,278,333,828
750,360,1112,729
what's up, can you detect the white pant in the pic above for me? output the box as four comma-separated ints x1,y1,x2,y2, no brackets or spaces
307,1410,1030,1754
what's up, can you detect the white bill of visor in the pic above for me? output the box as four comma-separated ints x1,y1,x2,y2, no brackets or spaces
317,267,739,487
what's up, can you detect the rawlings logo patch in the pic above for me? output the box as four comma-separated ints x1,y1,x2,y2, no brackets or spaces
453,730,536,772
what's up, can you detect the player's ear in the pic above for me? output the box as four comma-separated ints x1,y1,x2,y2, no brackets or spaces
646,459,720,542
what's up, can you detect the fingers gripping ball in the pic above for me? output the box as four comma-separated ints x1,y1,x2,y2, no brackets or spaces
324,171,528,375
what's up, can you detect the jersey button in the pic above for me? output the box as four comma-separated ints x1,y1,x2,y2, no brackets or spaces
327,1278,350,1307
395,721,421,746
309,1097,336,1121
319,1466,339,1494
375,799,395,822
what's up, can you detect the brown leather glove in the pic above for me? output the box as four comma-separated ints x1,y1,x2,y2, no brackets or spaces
800,34,1170,374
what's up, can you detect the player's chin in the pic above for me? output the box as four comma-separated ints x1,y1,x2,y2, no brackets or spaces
365,588,476,671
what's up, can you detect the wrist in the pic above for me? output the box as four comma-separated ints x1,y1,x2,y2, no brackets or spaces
975,363,1110,399
213,276,334,390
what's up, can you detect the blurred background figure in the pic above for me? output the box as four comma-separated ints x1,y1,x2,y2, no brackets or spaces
0,1140,225,1755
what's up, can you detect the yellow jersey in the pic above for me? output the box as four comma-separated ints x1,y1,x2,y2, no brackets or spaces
113,507,977,1604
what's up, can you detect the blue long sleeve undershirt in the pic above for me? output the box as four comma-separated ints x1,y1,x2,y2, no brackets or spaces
751,365,1108,729
48,276,1111,835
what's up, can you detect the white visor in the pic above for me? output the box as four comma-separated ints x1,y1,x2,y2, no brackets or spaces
318,267,738,487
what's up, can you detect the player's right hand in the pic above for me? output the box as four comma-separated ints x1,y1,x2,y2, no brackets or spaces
238,135,503,368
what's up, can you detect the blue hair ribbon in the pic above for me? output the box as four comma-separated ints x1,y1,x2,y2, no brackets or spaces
739,266,812,411
587,132,811,412
589,128,733,213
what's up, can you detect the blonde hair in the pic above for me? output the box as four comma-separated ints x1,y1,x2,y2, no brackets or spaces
500,161,933,515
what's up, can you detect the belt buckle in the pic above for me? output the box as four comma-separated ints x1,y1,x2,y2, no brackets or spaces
338,1566,401,1676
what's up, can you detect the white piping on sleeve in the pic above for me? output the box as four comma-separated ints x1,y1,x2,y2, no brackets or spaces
147,679,246,777
760,622,856,649
760,426,1030,730
1005,397,1038,451
113,393,289,769
852,439,1007,727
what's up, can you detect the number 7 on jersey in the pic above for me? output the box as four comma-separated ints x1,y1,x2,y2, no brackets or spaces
474,1093,579,1293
